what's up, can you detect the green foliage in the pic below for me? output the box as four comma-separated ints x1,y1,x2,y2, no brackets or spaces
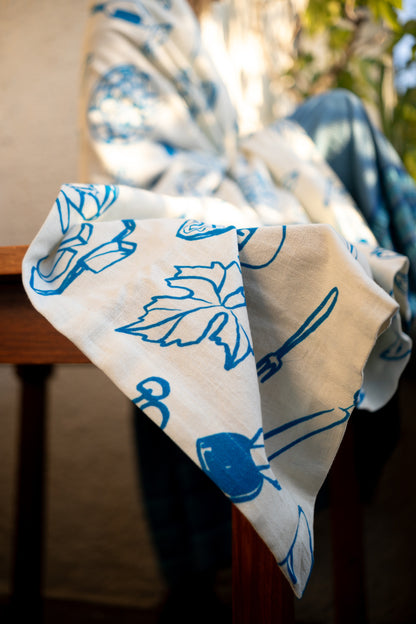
288,0,416,179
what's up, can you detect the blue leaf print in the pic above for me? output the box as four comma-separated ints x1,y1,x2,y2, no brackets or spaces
116,261,253,370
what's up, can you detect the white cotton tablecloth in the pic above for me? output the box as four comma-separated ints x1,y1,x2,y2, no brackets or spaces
22,183,411,597
21,0,413,599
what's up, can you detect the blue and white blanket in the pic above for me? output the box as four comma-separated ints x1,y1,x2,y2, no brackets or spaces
22,0,412,597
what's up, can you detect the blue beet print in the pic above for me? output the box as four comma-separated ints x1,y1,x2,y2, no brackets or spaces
196,397,355,503
196,429,280,503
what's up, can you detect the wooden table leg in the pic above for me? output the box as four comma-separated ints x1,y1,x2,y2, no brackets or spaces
11,364,52,621
232,506,294,624
330,414,367,624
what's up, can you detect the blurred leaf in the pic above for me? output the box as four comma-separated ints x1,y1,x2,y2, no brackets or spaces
289,0,415,180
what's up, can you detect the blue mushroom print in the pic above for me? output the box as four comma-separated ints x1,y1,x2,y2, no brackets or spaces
196,429,281,503
116,261,253,370
88,65,160,143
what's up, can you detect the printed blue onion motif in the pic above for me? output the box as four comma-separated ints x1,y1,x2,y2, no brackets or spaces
196,429,281,503
116,261,253,370
88,65,160,143
56,184,119,234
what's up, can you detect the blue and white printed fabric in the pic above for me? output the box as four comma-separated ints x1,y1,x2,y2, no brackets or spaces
22,0,412,598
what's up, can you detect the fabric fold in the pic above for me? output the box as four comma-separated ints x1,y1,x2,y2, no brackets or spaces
22,183,410,596
21,0,414,601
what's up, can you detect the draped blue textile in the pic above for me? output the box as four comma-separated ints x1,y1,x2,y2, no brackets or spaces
290,89,416,319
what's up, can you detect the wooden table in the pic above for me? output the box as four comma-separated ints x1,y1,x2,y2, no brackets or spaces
1,245,369,623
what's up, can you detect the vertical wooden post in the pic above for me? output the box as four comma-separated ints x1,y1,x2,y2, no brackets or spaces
330,415,367,624
11,364,52,621
232,506,295,624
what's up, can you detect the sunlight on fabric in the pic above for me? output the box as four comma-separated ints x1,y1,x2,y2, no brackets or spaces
200,0,308,134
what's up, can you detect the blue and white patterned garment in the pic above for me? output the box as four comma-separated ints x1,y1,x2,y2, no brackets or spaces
23,0,412,598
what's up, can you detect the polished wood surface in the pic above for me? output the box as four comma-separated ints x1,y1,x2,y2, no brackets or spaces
0,246,89,364
0,245,27,275
232,506,294,623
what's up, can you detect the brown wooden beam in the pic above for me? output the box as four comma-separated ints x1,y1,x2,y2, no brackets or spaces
232,506,294,624
10,364,53,621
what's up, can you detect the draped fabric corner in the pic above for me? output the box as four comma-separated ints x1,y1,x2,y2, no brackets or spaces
22,0,413,597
